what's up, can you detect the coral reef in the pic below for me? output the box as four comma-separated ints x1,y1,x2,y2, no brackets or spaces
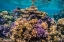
10,5,56,42
13,7,22,20
57,18,64,42
57,18,64,35
0,10,14,38
0,1,64,42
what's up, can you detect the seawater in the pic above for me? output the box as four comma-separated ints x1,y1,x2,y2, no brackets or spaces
0,0,64,15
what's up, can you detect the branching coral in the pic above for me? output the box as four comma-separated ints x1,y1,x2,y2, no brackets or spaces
10,5,54,42
0,2,63,42
57,18,64,35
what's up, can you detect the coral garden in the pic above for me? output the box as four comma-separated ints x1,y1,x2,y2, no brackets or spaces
0,2,64,42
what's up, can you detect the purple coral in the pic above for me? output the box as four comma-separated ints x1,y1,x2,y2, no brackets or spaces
0,25,10,37
34,23,48,38
43,16,52,22
37,19,42,24
11,22,15,29
0,17,5,25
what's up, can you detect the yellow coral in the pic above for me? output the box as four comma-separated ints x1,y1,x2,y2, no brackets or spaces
49,25,58,35
42,40,46,42
30,19,38,24
0,13,3,16
58,18,64,25
41,22,48,29
24,23,33,31
20,18,27,24
14,21,19,26
2,11,8,15
31,29,37,37
46,36,51,41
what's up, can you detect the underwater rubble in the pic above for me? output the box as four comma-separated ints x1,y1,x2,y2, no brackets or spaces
0,2,64,42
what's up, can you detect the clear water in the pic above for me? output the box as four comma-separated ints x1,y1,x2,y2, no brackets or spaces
0,0,64,15
0,0,64,42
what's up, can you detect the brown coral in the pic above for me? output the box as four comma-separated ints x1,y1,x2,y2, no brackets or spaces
41,22,48,30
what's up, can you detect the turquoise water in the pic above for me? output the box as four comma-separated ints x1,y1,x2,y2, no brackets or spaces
0,0,64,42
0,0,64,15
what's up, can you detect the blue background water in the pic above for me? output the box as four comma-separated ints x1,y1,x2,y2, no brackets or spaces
0,0,64,16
